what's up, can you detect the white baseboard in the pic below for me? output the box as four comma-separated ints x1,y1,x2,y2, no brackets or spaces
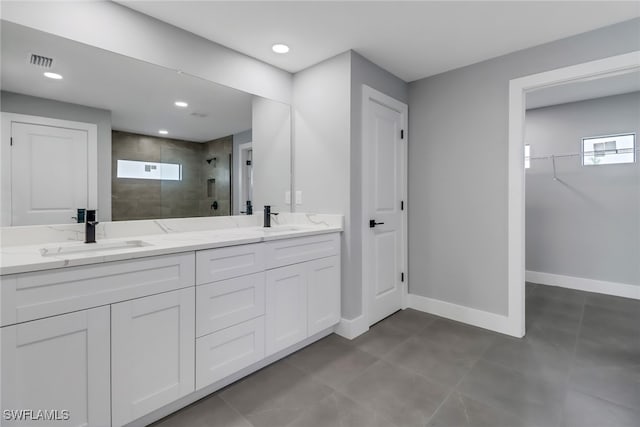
335,315,368,339
408,293,517,336
526,271,639,300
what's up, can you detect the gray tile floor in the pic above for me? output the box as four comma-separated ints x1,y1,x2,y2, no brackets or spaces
152,283,639,427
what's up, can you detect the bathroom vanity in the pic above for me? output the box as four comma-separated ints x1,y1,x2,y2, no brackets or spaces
0,214,342,427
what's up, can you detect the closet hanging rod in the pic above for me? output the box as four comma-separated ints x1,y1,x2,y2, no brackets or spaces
528,148,639,161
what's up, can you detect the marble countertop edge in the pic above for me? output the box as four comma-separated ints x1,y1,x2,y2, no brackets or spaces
0,225,342,276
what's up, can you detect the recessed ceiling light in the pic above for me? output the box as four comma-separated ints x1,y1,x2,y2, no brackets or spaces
174,101,188,108
272,43,290,54
43,72,63,80
158,129,169,135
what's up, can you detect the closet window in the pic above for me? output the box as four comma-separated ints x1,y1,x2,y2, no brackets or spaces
582,133,635,166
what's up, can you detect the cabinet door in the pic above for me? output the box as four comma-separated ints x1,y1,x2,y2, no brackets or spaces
307,256,341,336
111,288,195,427
265,264,307,356
1,307,110,427
196,317,265,390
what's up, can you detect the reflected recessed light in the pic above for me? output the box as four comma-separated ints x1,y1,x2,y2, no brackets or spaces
43,72,63,80
158,129,169,135
174,101,188,108
272,43,290,54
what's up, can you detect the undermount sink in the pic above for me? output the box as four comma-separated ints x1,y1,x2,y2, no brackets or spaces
39,240,151,257
262,225,305,233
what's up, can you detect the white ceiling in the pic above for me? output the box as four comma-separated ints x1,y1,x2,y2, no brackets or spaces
526,69,640,110
119,1,640,82
0,22,253,142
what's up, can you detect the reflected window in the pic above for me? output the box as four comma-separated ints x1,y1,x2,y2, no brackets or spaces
524,144,531,169
117,159,182,180
582,133,635,166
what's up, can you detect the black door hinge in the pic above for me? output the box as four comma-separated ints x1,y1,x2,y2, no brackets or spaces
401,201,404,211
400,129,404,140
246,160,252,166
10,137,13,146
401,272,405,282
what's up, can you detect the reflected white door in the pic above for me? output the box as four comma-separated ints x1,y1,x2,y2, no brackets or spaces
363,86,407,326
11,122,88,225
236,142,253,214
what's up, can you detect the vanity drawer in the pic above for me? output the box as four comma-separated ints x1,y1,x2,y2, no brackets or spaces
196,243,265,285
196,317,265,390
196,272,265,337
1,253,195,326
264,233,340,269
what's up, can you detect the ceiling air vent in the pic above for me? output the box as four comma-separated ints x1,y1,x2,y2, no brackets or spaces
30,54,53,68
190,112,208,118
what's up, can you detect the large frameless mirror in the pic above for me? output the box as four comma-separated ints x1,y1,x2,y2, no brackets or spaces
0,21,291,226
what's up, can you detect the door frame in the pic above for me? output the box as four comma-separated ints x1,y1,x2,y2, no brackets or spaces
361,85,409,327
507,50,640,337
0,113,98,226
235,141,253,214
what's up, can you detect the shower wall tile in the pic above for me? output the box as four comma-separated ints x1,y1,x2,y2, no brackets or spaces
112,130,233,221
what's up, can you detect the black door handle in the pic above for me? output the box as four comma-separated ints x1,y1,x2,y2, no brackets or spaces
369,219,385,228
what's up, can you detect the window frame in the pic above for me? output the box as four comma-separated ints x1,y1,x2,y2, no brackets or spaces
581,132,636,166
116,159,183,181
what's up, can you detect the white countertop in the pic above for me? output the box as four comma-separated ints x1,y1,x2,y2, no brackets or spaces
0,214,343,276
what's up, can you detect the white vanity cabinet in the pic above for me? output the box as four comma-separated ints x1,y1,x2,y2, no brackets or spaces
194,234,341,387
0,252,195,427
0,230,341,427
265,263,308,355
264,233,341,356
195,244,266,390
306,256,341,336
0,307,111,427
111,288,195,427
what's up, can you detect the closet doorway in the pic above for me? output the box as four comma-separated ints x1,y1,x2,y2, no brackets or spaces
523,71,639,334
507,51,640,337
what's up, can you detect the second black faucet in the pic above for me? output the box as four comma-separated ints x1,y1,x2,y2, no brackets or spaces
263,205,278,228
85,209,99,243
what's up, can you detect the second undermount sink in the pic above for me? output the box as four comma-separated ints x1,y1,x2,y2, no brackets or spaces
39,240,151,257
261,225,305,233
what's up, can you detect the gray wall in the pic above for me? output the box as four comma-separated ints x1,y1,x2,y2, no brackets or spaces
293,52,351,216
252,97,291,212
408,18,640,315
525,92,640,286
1,1,292,104
293,51,408,320
1,90,112,221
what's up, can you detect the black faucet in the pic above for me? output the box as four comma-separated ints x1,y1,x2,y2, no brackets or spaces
263,205,278,228
85,209,99,243
241,200,253,215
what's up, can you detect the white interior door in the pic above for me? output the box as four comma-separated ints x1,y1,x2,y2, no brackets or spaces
10,121,88,225
235,142,253,214
363,86,408,326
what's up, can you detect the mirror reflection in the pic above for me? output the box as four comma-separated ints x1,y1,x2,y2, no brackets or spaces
0,21,290,226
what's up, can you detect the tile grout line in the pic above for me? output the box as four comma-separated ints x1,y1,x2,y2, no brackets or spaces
217,393,256,427
562,295,640,414
567,294,587,377
422,334,497,426
557,292,588,427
